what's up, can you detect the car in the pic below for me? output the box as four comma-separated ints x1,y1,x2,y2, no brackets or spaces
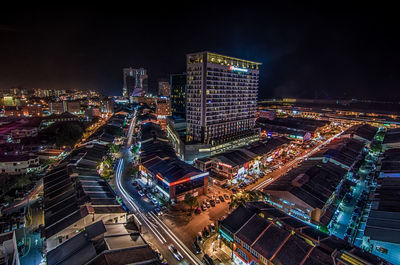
196,232,203,243
203,254,215,265
202,227,210,238
210,200,216,207
224,194,230,200
195,207,202,214
346,227,353,236
168,245,183,261
219,195,225,202
206,202,211,208
215,198,220,204
151,197,158,205
138,190,145,197
201,204,207,211
210,223,216,232
193,240,202,254
136,185,142,191
231,188,237,194
132,180,138,186
154,207,162,216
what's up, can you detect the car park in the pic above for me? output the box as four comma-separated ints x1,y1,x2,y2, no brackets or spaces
168,245,183,261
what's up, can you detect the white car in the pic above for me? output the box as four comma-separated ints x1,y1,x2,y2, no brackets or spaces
168,245,183,261
138,190,145,197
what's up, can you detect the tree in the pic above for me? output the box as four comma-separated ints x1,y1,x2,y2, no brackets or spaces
183,193,199,212
229,190,263,210
108,144,120,153
56,123,84,147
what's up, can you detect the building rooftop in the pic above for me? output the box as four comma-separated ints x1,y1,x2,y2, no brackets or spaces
264,160,347,210
353,124,378,141
227,202,390,265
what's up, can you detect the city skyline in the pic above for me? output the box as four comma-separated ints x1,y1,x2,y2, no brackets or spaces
1,3,399,100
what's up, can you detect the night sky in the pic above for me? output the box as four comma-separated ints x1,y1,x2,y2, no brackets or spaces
1,3,399,100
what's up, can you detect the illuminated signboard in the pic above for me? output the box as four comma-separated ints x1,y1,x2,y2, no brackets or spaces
156,172,209,187
229,66,248,73
218,162,232,168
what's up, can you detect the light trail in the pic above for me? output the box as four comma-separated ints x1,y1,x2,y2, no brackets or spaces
148,212,202,265
116,159,202,265
115,159,166,244
252,131,344,191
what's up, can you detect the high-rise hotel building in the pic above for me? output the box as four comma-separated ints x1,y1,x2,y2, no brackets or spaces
186,51,261,145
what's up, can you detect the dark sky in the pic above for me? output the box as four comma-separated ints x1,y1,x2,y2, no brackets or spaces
1,3,399,100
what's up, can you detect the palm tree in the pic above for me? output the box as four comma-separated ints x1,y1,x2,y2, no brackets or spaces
184,193,199,212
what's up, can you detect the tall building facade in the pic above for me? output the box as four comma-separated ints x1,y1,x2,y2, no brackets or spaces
186,52,260,144
122,67,148,98
158,80,170,97
170,73,187,118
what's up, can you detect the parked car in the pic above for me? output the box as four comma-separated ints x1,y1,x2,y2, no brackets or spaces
196,232,203,243
210,223,216,232
168,245,183,261
215,198,220,204
201,204,207,211
206,202,211,208
203,254,215,265
224,194,230,200
195,207,202,214
202,227,210,238
193,240,202,254
210,200,216,207
154,207,162,216
219,195,225,202
132,180,138,186
138,190,145,197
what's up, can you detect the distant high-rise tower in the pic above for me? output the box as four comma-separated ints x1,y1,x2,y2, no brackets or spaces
122,67,148,98
186,51,261,144
170,73,187,118
158,80,170,97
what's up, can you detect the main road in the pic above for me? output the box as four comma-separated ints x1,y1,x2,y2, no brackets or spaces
113,109,203,265
251,131,345,191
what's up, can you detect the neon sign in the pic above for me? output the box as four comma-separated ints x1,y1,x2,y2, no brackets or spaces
218,162,232,168
229,66,248,73
155,172,209,187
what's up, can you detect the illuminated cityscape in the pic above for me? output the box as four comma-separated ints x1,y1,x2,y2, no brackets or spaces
1,4,400,265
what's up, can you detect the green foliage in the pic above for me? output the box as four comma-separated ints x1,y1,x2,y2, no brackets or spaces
17,174,31,188
183,193,199,210
105,125,123,137
108,144,121,153
56,123,84,147
229,190,263,210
